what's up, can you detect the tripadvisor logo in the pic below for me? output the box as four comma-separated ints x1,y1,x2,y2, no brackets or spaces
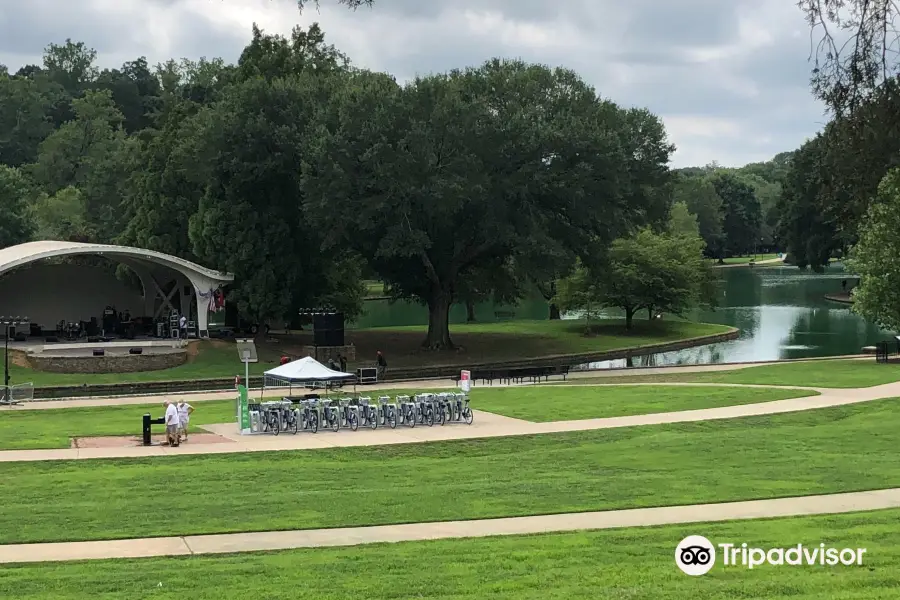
675,536,867,575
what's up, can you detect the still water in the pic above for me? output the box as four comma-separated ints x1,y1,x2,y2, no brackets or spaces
583,263,890,368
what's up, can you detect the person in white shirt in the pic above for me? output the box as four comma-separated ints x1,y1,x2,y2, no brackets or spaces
179,315,187,339
177,400,194,441
164,400,180,446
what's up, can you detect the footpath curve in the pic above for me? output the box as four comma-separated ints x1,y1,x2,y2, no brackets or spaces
2,488,899,564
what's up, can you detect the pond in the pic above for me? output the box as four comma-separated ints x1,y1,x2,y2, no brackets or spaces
581,263,891,368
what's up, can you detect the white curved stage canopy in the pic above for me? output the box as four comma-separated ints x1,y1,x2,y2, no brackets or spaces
0,241,234,338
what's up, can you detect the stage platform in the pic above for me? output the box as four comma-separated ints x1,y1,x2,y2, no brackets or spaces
8,337,187,354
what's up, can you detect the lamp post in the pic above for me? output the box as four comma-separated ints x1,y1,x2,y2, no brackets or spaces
1,316,28,405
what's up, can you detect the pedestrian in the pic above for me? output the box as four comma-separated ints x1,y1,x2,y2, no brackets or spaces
164,400,180,447
177,399,194,442
841,279,847,291
179,314,187,339
339,353,347,372
376,350,387,381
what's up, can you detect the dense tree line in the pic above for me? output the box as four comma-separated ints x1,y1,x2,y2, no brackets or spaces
0,24,697,349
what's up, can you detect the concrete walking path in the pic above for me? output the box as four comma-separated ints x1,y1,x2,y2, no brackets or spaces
3,355,868,411
2,487,899,564
2,380,899,463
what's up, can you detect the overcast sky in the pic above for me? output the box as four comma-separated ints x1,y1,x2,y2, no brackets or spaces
0,0,829,167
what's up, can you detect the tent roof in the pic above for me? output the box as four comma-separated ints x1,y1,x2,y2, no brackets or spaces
264,356,355,382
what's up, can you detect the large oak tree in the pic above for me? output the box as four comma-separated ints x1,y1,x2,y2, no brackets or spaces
304,59,673,349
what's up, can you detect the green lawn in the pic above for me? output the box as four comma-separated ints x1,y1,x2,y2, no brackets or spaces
4,397,900,544
1,509,896,599
0,388,451,450
471,385,816,422
9,319,732,387
575,359,900,388
711,253,781,265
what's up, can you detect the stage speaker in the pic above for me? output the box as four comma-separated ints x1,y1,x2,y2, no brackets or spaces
45,336,58,343
129,348,143,355
87,336,100,343
13,333,27,342
92,349,105,357
313,313,344,347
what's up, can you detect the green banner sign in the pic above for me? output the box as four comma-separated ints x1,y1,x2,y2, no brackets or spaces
238,385,250,433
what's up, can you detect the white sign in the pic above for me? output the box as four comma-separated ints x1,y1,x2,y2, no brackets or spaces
459,370,471,392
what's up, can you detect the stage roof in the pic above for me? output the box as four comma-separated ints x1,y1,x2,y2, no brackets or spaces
0,241,233,284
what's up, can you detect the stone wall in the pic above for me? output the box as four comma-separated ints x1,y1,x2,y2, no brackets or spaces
27,350,187,374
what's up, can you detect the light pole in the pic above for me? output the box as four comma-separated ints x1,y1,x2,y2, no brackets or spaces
1,316,29,405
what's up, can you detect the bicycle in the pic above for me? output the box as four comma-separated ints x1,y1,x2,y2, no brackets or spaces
281,403,299,434
301,401,319,433
338,398,359,432
458,393,474,425
416,394,435,427
357,396,379,430
397,395,416,428
322,400,341,432
378,396,397,429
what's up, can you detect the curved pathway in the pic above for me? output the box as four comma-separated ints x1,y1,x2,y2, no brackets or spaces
1,381,898,463
2,487,899,564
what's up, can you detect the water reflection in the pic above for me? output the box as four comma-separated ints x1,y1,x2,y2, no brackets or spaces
579,263,890,369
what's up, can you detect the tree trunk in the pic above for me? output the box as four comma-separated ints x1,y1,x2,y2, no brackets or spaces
424,291,454,350
466,300,476,322
624,307,635,330
548,303,561,320
647,306,654,320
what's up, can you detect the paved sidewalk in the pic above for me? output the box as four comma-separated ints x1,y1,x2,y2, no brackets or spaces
2,381,899,463
2,487,898,564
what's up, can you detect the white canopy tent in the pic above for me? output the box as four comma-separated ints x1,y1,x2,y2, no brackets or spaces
263,356,356,396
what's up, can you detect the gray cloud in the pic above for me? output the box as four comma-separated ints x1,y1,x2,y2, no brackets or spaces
0,0,828,167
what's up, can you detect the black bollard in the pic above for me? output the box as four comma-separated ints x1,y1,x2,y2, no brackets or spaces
142,413,152,446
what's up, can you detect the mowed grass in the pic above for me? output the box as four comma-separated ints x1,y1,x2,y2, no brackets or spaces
2,509,897,599
11,319,732,386
4,398,900,544
712,253,781,265
578,359,900,389
0,388,451,450
471,385,816,422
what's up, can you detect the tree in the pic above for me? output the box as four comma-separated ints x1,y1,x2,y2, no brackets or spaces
672,175,724,258
28,186,90,242
800,0,900,114
711,172,761,257
845,167,900,331
42,39,98,95
28,89,137,242
188,73,346,341
0,72,57,166
0,165,34,248
304,60,673,349
669,201,700,238
94,57,162,133
558,227,713,329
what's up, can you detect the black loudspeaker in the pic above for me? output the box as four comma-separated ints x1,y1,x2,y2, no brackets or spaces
92,349,105,357
129,348,143,355
87,336,100,343
45,336,58,343
14,333,27,342
313,313,344,346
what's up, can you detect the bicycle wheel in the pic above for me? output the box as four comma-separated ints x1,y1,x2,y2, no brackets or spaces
438,406,446,426
388,408,397,429
463,407,474,424
425,407,434,427
330,414,340,433
349,412,359,432
271,417,280,436
407,408,416,428
311,413,319,434
289,416,299,434
369,410,378,430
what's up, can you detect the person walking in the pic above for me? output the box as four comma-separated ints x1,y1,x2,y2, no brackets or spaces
179,314,188,339
164,400,180,447
338,353,348,372
376,351,387,381
177,399,194,442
